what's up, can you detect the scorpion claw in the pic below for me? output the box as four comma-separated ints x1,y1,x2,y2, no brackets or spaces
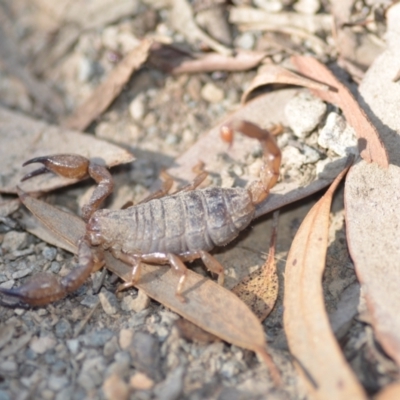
21,154,90,182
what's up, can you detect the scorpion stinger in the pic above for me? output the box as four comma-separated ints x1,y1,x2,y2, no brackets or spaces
221,120,282,205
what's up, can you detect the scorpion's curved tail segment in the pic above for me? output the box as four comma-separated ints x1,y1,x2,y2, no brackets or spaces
21,154,113,221
221,120,282,205
0,240,94,307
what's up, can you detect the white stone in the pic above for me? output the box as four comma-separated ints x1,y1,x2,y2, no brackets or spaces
201,82,224,103
318,112,357,157
285,92,327,138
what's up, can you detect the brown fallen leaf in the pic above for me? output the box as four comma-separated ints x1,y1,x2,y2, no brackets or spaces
168,0,232,56
16,192,280,385
149,43,266,74
283,156,367,399
62,39,152,132
375,382,400,400
0,25,65,117
0,106,134,194
345,3,400,368
292,55,389,168
241,63,330,104
231,211,279,321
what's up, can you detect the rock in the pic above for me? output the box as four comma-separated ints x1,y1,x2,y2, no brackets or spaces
129,93,147,121
235,32,255,50
119,329,134,350
30,336,57,354
1,231,28,253
103,373,129,400
80,329,114,347
294,0,320,14
48,375,69,391
201,83,224,103
66,339,79,354
130,372,154,390
42,246,57,261
99,289,120,315
253,0,283,12
153,366,185,400
121,289,150,313
55,319,72,339
318,112,357,156
130,332,162,381
285,92,327,138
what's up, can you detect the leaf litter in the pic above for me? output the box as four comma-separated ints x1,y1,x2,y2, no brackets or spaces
1,0,399,398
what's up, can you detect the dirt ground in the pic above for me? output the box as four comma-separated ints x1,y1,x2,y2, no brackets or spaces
0,1,398,399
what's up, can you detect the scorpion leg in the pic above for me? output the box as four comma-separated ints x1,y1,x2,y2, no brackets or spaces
21,154,113,221
172,161,208,194
0,240,95,307
221,120,282,205
111,250,143,292
198,251,224,285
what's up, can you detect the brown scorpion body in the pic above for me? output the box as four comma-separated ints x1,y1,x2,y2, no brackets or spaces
0,120,281,306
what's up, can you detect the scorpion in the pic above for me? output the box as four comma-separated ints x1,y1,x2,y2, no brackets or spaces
0,120,281,307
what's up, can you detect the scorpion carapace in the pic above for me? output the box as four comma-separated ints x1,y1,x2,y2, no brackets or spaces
0,120,281,307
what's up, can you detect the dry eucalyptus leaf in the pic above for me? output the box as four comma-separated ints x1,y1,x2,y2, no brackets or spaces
0,25,65,117
169,0,232,56
375,382,400,400
231,211,279,321
62,39,152,132
284,158,367,400
292,55,389,168
17,192,280,384
149,43,266,74
241,63,330,104
0,106,133,194
345,3,400,367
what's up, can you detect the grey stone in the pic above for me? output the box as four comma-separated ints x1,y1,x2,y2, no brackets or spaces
2,231,28,253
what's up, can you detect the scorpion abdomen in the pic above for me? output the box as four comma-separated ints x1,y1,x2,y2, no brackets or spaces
88,187,255,256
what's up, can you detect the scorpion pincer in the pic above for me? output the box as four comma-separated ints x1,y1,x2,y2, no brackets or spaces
0,120,281,306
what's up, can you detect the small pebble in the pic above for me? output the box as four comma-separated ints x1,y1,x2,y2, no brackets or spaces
235,32,255,50
30,336,57,354
55,319,72,339
130,372,154,390
103,336,119,358
80,329,114,347
318,112,357,156
121,289,150,313
285,92,327,138
201,82,224,103
153,366,185,400
129,93,147,121
42,246,57,261
78,57,94,82
0,360,17,372
99,289,120,315
11,267,32,280
119,329,134,350
253,0,283,12
48,375,69,391
103,373,129,400
66,339,79,354
294,0,320,14
1,231,28,253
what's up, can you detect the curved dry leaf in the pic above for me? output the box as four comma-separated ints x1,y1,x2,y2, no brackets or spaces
231,211,279,321
0,106,134,194
149,43,266,74
375,382,400,400
283,158,366,400
345,162,400,366
169,0,232,56
241,63,330,104
292,55,389,168
62,39,152,131
345,3,400,368
17,192,280,384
